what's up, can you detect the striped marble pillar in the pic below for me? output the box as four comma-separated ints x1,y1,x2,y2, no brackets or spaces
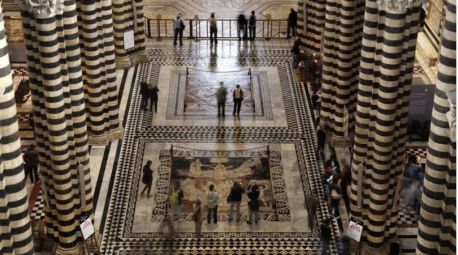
20,0,94,251
417,0,456,254
77,0,122,144
319,0,365,141
112,0,147,68
349,0,421,247
0,3,34,254
298,0,325,54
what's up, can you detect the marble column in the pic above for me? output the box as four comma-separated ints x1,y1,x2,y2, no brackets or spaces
0,2,34,254
319,0,365,142
77,0,122,144
298,0,325,54
20,0,94,251
417,0,456,254
112,0,147,68
349,0,421,247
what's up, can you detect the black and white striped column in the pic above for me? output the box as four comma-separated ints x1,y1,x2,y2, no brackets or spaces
319,0,365,140
417,0,456,254
77,0,122,144
298,0,325,54
21,0,94,250
0,2,34,254
112,0,147,68
349,0,421,247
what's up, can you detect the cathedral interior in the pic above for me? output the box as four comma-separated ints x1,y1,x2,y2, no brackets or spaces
0,0,455,254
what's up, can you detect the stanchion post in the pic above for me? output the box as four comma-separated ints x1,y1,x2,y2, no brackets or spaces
266,145,270,159
184,68,188,112
156,14,162,41
147,18,151,38
189,19,193,39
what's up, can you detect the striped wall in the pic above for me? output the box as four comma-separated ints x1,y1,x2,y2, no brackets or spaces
319,0,365,139
0,2,34,254
297,0,305,39
77,0,122,144
112,0,147,68
349,0,421,247
21,0,94,249
298,0,325,54
417,0,456,254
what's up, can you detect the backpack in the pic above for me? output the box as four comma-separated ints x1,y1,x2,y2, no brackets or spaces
169,190,180,205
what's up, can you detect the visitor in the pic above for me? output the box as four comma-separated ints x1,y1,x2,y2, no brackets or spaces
291,38,301,68
403,155,421,188
169,182,184,221
287,8,297,39
209,13,217,44
159,211,175,238
316,123,326,160
140,160,153,197
330,175,341,218
326,152,340,174
206,184,219,224
216,81,228,117
232,84,244,116
237,13,247,40
320,218,332,255
248,11,256,41
173,14,185,46
140,80,150,111
227,181,245,222
246,180,260,224
192,198,203,239
149,85,159,113
23,144,39,183
339,159,351,212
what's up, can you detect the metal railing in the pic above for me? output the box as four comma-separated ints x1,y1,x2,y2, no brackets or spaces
145,17,289,40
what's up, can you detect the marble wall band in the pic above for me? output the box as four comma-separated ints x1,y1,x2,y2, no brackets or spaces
417,0,456,254
77,0,122,143
112,0,147,67
319,0,365,139
298,0,325,54
349,0,421,247
0,2,34,254
21,0,94,249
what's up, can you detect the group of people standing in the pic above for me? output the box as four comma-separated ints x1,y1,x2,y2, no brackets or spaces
140,80,160,113
172,8,298,46
216,81,244,117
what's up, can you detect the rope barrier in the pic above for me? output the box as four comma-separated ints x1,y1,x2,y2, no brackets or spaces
172,144,269,153
186,66,251,74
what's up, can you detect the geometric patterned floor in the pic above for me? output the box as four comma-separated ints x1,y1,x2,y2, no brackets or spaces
98,45,339,254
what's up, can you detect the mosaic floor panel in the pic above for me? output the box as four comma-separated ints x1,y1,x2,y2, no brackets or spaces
98,45,338,254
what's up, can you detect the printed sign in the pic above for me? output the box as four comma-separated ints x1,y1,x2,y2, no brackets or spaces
80,218,95,240
347,219,363,242
124,30,135,50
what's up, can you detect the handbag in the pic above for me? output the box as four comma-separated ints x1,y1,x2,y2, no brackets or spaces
226,193,233,203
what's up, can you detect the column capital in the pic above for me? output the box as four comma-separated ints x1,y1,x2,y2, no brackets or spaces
376,0,422,13
15,0,64,18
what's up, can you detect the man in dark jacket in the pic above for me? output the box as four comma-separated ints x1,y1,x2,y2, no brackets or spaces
227,181,244,222
246,180,260,224
140,81,150,111
149,85,159,113
237,14,247,40
287,8,298,39
248,11,256,41
23,144,39,183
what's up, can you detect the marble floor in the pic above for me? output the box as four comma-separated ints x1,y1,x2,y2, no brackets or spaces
93,41,336,254
20,40,430,254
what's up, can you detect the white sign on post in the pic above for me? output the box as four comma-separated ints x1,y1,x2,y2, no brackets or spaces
347,220,363,242
124,30,135,50
80,218,95,240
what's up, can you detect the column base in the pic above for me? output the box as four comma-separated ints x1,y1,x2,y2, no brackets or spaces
330,133,353,148
116,51,148,69
88,126,124,146
54,243,82,255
